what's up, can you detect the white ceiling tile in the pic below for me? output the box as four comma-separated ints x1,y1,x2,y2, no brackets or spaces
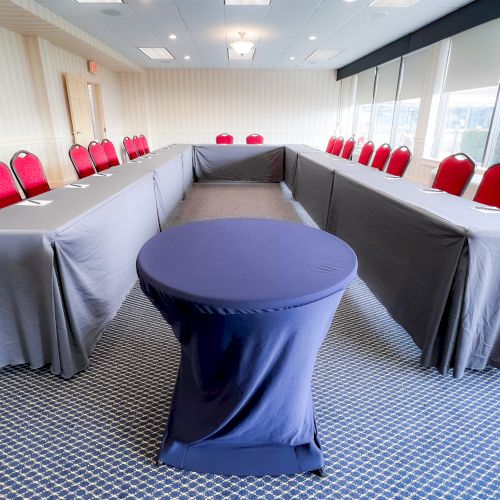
35,0,474,69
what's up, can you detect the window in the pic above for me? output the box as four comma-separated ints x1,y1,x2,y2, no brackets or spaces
338,75,355,138
392,48,431,150
432,87,497,164
372,59,400,145
429,19,500,166
353,68,375,145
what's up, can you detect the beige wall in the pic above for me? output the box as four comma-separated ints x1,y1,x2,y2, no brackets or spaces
138,69,338,151
1,25,339,187
0,26,126,185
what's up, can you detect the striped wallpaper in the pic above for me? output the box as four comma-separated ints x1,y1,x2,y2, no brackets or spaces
0,26,126,185
1,25,340,186
140,69,339,151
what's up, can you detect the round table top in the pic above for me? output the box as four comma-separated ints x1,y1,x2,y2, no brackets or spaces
137,218,357,310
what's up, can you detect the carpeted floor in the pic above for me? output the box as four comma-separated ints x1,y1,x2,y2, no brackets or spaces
1,183,499,499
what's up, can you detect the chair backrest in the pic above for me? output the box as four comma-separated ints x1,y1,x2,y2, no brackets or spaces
123,136,139,160
133,135,145,156
88,141,110,172
10,150,50,198
432,153,475,196
101,139,120,167
246,134,264,145
341,137,356,160
473,163,500,208
0,161,22,209
326,136,336,153
216,133,234,145
331,137,344,156
69,144,96,179
371,143,392,170
139,134,150,154
358,141,375,166
385,146,412,177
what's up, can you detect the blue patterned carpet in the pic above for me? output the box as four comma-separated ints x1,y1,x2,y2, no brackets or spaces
1,276,499,499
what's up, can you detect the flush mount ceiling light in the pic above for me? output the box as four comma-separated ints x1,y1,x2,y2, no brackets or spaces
225,0,271,5
229,32,255,56
306,48,342,63
138,47,174,60
289,56,296,61
168,34,177,40
308,35,317,41
368,0,421,6
75,0,123,3
184,55,191,60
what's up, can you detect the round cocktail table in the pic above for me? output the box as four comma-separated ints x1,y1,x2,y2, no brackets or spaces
136,218,357,477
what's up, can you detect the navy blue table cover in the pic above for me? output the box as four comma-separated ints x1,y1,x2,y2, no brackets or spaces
137,219,357,476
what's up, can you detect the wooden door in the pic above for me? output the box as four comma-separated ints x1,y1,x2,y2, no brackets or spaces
65,73,94,146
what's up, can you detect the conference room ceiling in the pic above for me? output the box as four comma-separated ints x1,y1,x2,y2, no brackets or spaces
34,0,473,70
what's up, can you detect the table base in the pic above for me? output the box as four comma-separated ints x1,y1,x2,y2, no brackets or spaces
157,437,324,476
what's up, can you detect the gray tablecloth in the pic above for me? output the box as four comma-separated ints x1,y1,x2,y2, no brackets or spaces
0,147,191,378
326,169,500,377
283,145,321,192
130,145,193,230
294,153,368,229
193,144,284,182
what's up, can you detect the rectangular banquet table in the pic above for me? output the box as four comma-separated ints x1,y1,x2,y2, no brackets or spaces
283,145,321,192
128,145,193,229
193,144,284,182
0,147,191,378
293,153,367,229
326,168,500,377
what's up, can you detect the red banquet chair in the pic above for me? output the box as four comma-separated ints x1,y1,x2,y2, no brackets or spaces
133,136,145,156
326,136,336,154
331,137,344,156
341,137,356,160
473,163,500,208
246,134,264,145
101,139,120,167
0,161,22,209
88,141,110,172
140,134,150,154
123,136,139,161
385,146,412,177
371,143,391,170
216,133,234,145
10,150,50,198
358,141,375,166
433,153,475,196
69,144,96,179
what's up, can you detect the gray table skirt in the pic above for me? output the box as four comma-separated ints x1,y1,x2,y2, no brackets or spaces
293,155,499,377
283,145,321,192
193,144,284,182
0,148,191,378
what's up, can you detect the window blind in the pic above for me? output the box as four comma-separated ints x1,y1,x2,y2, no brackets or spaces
444,18,500,93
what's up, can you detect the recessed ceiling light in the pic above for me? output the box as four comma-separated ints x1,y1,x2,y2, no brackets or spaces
225,0,271,4
138,47,174,60
75,0,123,3
168,34,177,40
369,10,389,18
341,0,358,3
101,9,121,16
184,55,191,60
306,48,342,63
369,0,421,6
289,56,296,61
308,35,317,41
227,48,255,60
